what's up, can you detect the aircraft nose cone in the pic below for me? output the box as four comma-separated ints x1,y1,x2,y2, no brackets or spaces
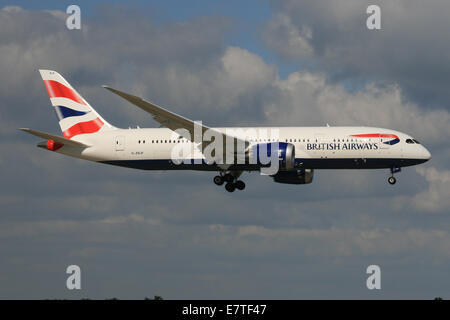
423,147,431,161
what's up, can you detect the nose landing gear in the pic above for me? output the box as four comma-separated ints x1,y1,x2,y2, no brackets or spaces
388,167,401,185
388,176,396,185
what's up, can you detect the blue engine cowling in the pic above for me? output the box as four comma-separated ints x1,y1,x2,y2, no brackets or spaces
271,169,314,184
249,142,295,171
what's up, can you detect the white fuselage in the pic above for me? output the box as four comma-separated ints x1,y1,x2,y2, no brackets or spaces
54,126,431,171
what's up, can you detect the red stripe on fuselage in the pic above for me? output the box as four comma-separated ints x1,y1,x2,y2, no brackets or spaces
63,118,104,139
351,133,399,139
43,80,86,105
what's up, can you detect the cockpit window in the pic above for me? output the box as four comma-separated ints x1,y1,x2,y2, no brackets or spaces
406,139,414,144
412,139,420,144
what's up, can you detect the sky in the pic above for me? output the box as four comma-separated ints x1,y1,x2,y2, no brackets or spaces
0,0,450,299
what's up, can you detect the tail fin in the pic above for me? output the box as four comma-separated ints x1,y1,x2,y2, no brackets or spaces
39,70,115,139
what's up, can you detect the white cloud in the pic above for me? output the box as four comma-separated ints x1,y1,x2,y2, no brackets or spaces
132,46,277,118
220,46,277,96
264,0,450,108
2,214,450,259
1,6,23,13
43,9,67,21
411,167,450,212
264,13,313,59
389,167,450,213
226,225,450,258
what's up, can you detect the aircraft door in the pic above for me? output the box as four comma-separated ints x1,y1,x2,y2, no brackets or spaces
115,136,125,152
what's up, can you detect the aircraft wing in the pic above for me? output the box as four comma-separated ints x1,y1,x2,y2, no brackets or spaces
103,86,249,163
19,128,90,148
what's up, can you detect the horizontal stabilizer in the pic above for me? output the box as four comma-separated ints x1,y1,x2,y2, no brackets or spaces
19,128,90,148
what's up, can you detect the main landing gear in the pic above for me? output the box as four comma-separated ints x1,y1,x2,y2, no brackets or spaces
388,167,401,185
213,173,245,192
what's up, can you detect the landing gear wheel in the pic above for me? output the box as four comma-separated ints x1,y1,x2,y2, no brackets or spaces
388,176,396,185
225,182,236,192
213,175,224,186
235,180,245,190
223,174,234,183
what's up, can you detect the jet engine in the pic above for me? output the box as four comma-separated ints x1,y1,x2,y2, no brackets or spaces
249,142,295,171
271,169,314,184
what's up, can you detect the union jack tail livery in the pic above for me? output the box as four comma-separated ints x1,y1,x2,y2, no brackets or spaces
39,70,114,139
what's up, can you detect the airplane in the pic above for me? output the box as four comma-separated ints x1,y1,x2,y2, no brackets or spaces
21,70,431,192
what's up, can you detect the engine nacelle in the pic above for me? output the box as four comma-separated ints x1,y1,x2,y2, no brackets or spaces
271,169,314,184
249,142,295,171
